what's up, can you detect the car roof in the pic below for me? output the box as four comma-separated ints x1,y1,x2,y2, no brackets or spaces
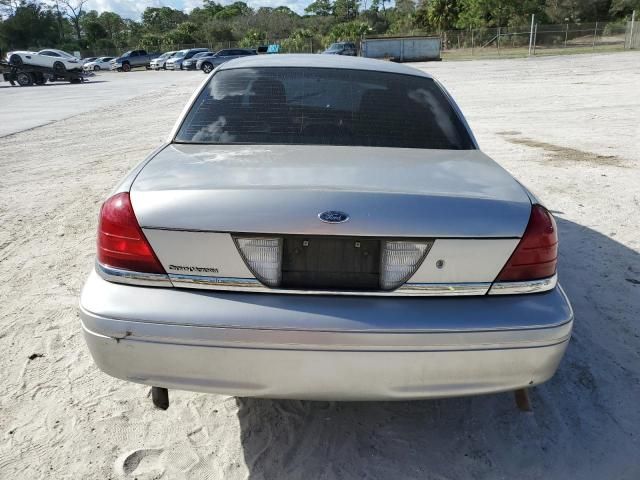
217,54,432,78
49,49,73,56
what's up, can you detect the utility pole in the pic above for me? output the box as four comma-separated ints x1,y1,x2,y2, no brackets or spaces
528,14,535,56
631,10,636,49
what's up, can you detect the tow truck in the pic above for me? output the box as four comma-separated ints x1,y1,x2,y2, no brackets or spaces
1,60,89,86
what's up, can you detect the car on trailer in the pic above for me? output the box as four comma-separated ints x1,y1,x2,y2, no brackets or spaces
80,55,572,411
1,59,87,86
6,49,81,75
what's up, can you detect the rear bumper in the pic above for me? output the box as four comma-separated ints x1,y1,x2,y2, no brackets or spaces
79,270,573,400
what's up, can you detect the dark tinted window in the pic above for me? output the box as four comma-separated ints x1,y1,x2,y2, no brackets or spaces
176,67,474,150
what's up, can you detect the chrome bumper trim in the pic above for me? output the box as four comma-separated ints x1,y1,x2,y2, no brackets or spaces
96,263,172,287
488,274,557,295
396,282,489,296
168,273,491,296
96,263,555,297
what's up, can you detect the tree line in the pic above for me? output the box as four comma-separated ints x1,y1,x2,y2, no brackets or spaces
1,0,637,54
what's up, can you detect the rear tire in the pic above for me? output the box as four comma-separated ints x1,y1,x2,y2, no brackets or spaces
202,62,213,74
9,54,23,66
16,72,33,86
122,62,131,72
53,61,66,75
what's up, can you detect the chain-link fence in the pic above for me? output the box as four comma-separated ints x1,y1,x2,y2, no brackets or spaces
427,21,629,59
626,19,640,49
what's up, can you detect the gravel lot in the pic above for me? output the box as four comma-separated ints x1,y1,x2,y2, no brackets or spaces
0,69,203,137
1,53,639,479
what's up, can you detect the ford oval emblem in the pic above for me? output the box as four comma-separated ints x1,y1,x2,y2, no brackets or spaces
319,210,350,224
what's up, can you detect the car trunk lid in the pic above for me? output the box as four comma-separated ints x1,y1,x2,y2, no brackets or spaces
130,144,531,238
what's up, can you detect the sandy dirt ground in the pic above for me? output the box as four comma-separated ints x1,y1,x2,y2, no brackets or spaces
0,52,639,479
0,69,202,137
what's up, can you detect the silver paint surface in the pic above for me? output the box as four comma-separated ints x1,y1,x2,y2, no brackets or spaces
79,271,573,399
130,145,532,238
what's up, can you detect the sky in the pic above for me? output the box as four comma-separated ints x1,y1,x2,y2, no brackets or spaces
84,0,310,20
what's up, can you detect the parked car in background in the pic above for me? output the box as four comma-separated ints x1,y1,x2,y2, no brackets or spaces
165,48,210,70
182,51,213,70
111,49,159,72
80,55,572,409
196,48,257,73
83,57,114,71
322,42,358,56
80,57,97,65
150,51,176,70
6,49,81,74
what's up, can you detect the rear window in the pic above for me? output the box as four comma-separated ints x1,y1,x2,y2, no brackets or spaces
175,67,474,150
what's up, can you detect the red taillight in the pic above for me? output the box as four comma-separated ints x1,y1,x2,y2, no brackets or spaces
97,192,166,274
496,204,558,282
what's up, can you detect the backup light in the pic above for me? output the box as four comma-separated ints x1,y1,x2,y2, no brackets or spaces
380,240,432,290
235,237,283,287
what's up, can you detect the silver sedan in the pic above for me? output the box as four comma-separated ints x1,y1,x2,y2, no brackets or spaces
195,48,257,73
79,55,572,408
82,57,114,71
